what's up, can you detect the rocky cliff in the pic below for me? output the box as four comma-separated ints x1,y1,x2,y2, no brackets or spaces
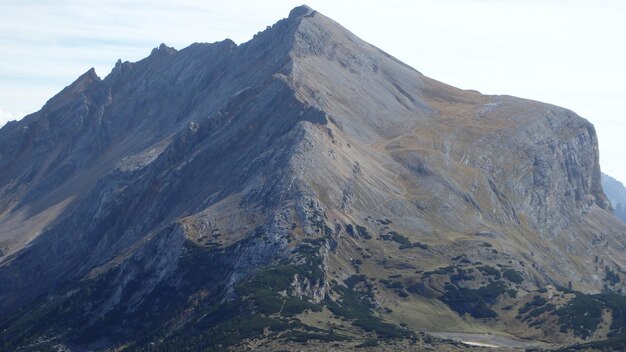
1,5,625,351
602,173,626,222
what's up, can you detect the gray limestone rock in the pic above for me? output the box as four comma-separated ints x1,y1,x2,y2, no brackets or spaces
0,5,624,351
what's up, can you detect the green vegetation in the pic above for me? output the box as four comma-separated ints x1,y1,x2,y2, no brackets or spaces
518,295,547,315
379,279,410,298
389,281,404,289
126,241,331,351
309,209,327,232
412,242,428,250
377,231,427,250
236,240,326,317
282,331,348,343
237,264,295,293
236,264,314,316
281,297,323,317
503,269,524,284
356,338,380,348
605,266,621,285
554,292,626,349
126,304,302,352
423,266,456,277
477,265,501,279
596,293,626,338
0,232,415,351
516,294,555,323
346,224,370,239
513,288,626,344
440,281,506,319
451,267,474,282
327,275,411,339
388,231,411,248
407,282,434,298
526,303,555,319
355,225,372,239
556,336,626,351
479,281,507,303
554,293,603,339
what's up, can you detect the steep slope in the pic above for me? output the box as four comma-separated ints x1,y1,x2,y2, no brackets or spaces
602,173,626,222
1,5,626,351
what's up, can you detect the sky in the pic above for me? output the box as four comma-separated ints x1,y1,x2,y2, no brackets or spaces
0,0,624,182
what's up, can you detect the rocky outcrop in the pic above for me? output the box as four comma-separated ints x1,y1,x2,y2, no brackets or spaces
1,5,625,351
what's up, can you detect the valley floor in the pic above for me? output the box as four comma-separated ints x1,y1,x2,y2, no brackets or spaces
429,331,552,350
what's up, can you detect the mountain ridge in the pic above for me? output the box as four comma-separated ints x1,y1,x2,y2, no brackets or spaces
1,5,625,351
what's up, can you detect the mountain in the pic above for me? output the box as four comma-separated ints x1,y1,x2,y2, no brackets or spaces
2,5,626,351
602,173,626,222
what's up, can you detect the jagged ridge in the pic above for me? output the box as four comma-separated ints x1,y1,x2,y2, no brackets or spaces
0,5,625,351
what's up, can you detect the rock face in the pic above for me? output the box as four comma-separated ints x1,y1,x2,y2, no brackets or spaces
602,173,626,222
1,5,625,351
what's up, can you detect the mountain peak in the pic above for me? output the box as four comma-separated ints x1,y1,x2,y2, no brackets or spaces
288,4,315,19
74,67,100,86
41,67,101,111
150,43,177,57
60,67,100,95
2,5,626,351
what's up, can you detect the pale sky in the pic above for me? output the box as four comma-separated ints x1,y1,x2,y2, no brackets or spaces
0,0,624,182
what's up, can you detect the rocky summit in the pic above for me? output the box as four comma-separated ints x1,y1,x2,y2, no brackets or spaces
1,5,626,351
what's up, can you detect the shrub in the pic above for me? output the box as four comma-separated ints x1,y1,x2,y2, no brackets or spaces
554,294,603,339
596,293,626,337
519,296,547,315
355,225,372,239
283,331,347,343
356,339,380,348
327,275,410,339
477,265,501,279
389,281,404,289
440,283,501,319
346,224,356,237
503,269,524,284
413,242,428,250
388,231,411,247
281,297,323,317
478,281,507,304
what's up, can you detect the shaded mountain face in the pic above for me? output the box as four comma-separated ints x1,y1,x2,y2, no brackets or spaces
1,5,626,351
602,173,626,222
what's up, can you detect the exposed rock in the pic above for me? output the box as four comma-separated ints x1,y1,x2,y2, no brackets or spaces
0,5,625,351
602,172,626,222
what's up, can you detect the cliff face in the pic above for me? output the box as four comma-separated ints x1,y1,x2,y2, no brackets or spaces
1,5,625,351
602,173,626,222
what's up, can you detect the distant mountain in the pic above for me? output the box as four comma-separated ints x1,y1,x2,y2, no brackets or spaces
1,5,626,351
602,173,626,222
